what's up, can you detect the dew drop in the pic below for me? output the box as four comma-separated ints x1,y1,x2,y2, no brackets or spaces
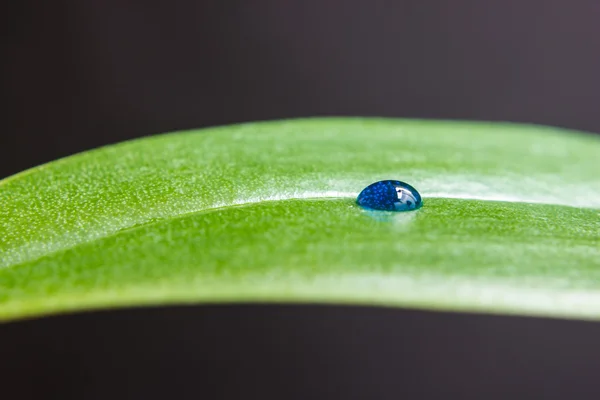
356,180,422,211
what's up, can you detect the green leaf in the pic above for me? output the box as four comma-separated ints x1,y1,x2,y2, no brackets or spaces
1,118,599,322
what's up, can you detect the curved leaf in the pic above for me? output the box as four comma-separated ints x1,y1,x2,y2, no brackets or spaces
1,118,599,321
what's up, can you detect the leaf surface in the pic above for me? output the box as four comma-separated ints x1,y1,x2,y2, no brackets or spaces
1,118,599,321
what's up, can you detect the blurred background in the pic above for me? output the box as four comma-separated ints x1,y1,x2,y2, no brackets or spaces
3,0,600,178
2,1,600,399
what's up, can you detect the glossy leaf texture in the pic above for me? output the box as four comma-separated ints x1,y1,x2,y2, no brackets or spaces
1,118,599,321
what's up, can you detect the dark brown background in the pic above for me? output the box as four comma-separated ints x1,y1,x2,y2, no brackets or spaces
2,1,600,398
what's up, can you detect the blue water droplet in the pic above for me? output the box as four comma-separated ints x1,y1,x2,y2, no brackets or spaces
357,180,422,211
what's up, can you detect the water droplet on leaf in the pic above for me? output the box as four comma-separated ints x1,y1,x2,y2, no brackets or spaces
357,180,422,211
